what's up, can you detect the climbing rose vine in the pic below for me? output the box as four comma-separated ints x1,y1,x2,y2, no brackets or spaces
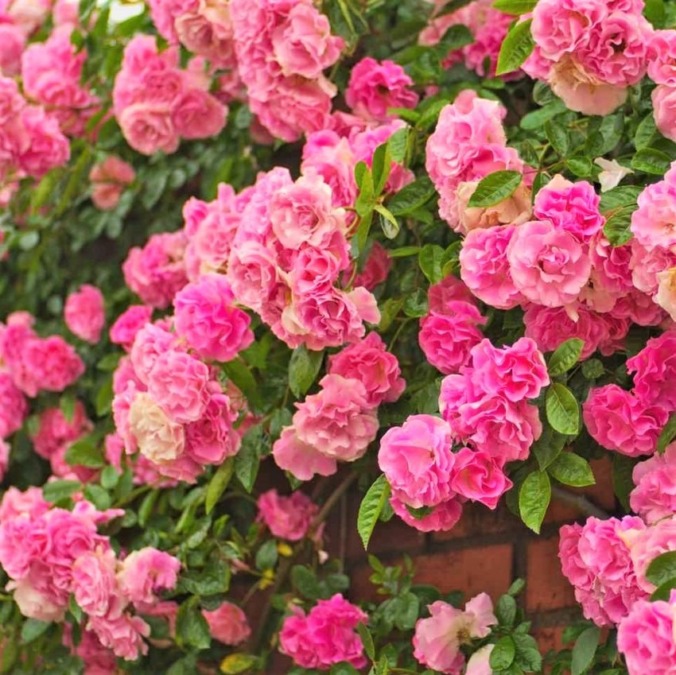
0,0,675,672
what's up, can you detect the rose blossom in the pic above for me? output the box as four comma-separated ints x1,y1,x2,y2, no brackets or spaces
117,548,180,605
89,156,135,210
202,602,251,646
64,284,105,344
506,220,591,307
293,375,378,462
327,332,405,407
630,443,676,524
128,392,185,464
279,594,367,670
413,595,497,673
378,415,456,509
272,427,337,481
631,163,676,250
256,489,318,541
71,549,119,618
626,332,676,409
345,57,418,121
389,496,463,533
450,448,512,510
110,305,153,351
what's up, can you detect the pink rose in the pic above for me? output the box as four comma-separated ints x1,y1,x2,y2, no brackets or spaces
0,372,27,439
270,3,343,79
87,614,150,661
184,391,239,465
617,592,676,673
351,242,392,290
626,332,676,409
450,447,512,510
328,332,405,407
428,275,476,312
466,645,494,675
378,414,456,509
64,284,105,344
0,25,25,77
345,57,418,121
118,548,180,605
507,220,591,307
656,267,676,322
630,443,676,524
413,595,497,674
110,305,153,351
294,374,379,462
18,106,70,178
128,392,185,464
470,337,549,402
631,160,676,250
279,594,367,670
72,549,120,618
419,301,486,375
389,496,463,533
272,427,337,481
0,77,25,126
171,88,227,140
89,156,135,211
257,489,318,541
583,384,669,457
118,103,179,156
533,175,604,242
174,274,254,362
202,602,251,646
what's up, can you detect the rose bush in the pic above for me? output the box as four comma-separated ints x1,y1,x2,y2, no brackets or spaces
0,0,675,672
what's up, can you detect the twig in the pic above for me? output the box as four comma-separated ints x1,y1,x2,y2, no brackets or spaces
551,486,610,519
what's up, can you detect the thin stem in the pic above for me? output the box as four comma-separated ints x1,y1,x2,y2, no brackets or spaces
551,486,610,519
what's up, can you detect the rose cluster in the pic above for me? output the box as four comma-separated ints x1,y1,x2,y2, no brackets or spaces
420,0,514,78
273,332,404,480
112,317,242,483
22,26,98,136
230,0,343,141
0,75,70,189
584,331,676,457
379,337,547,533
525,0,651,116
112,35,227,155
0,487,180,664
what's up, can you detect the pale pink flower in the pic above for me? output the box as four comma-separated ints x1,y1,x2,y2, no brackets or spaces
202,602,251,645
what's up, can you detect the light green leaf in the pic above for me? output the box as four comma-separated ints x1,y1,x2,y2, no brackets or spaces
496,18,534,75
571,626,601,675
288,345,324,398
358,475,391,549
548,338,584,377
548,453,595,487
467,170,522,208
205,458,235,515
546,383,580,436
519,471,551,534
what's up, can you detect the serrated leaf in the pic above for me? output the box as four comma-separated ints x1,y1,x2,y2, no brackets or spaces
288,345,324,398
548,338,583,377
358,475,391,549
546,383,580,436
234,427,262,493
357,622,376,661
631,148,671,175
418,244,446,284
43,479,82,503
490,636,516,670
388,177,435,216
206,458,235,514
467,170,522,208
496,18,534,75
603,206,634,246
571,626,600,675
519,471,551,534
176,601,211,650
548,453,595,487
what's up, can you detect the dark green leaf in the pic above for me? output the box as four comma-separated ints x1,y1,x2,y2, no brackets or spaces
566,157,593,178
221,359,263,412
603,206,634,246
631,148,671,175
496,594,517,626
234,426,262,492
403,289,428,318
255,540,278,571
43,480,82,503
519,471,551,534
520,100,567,130
65,437,104,468
388,177,436,216
496,19,534,76
357,622,376,662
612,453,635,511
176,601,211,650
571,626,600,675
358,475,391,549
288,346,324,398
467,170,522,208
646,551,676,588
546,383,580,436
21,619,51,644
657,413,676,453
418,245,447,284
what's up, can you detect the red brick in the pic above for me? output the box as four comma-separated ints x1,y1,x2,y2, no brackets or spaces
526,538,576,613
533,625,567,654
432,502,525,543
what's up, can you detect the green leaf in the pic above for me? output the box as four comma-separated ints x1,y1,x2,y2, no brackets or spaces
657,413,676,453
388,177,435,216
355,161,376,218
496,18,534,76
634,115,658,149
600,185,642,212
496,594,517,627
520,100,567,130
288,345,324,398
387,127,409,164
571,626,600,675
176,601,211,650
356,622,376,662
358,475,391,549
20,619,51,644
532,423,566,470
100,465,119,490
548,338,584,377
612,453,635,512
389,246,420,258
651,578,676,601
631,148,671,175
644,0,666,27
581,359,604,380
65,437,104,468
467,170,522,208
43,480,82,503
646,551,676,588
519,471,551,534
291,565,322,600
493,0,536,14
566,157,593,178
544,120,569,156
205,458,235,515
548,453,595,487
255,540,278,571
418,244,447,284
603,206,634,246
403,289,428,318
60,392,76,423
490,636,516,670
221,359,263,412
84,484,111,510
546,383,580,436
372,143,392,196
234,427,262,493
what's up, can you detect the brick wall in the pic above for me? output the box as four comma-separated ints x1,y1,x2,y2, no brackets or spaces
325,457,616,656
